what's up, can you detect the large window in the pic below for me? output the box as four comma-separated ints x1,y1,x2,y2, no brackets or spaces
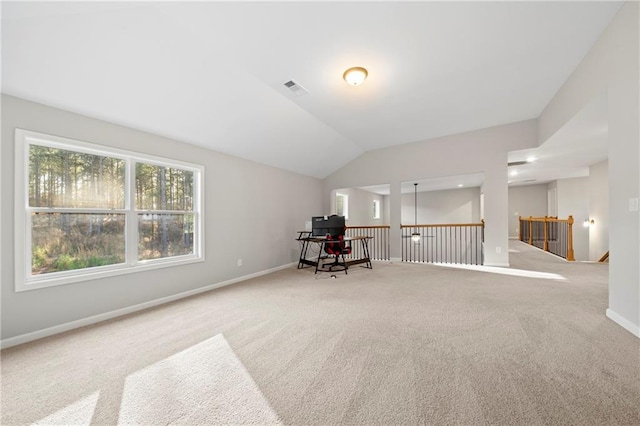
15,129,204,291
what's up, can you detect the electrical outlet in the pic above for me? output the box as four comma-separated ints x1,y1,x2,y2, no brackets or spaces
629,198,639,212
237,259,243,267
496,247,502,254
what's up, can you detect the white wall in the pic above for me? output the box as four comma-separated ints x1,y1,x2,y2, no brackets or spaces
508,184,548,239
555,178,590,261
589,161,609,261
401,187,481,225
329,187,388,226
383,195,391,226
538,2,639,335
1,95,323,342
324,119,538,266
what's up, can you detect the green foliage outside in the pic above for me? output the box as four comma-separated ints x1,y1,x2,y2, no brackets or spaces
31,214,125,275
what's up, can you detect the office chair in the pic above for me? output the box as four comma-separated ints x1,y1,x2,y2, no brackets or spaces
323,234,352,274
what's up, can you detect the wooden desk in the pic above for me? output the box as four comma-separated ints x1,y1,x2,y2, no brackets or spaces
296,235,373,273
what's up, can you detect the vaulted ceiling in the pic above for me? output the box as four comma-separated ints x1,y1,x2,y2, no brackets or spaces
1,1,623,178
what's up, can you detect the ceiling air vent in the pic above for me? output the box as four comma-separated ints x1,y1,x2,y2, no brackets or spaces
522,179,537,183
284,79,309,97
507,160,528,166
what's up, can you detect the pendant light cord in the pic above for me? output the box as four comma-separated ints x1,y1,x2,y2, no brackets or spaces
414,183,418,226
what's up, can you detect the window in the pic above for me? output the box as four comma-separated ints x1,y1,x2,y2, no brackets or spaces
336,193,349,219
373,199,381,219
15,129,204,291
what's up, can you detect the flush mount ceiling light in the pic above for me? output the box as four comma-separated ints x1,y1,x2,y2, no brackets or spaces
343,67,368,86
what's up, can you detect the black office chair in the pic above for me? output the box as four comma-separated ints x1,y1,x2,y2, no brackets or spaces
323,234,352,274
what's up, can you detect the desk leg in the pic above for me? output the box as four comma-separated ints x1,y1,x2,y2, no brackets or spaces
298,240,309,269
315,241,325,274
361,238,373,269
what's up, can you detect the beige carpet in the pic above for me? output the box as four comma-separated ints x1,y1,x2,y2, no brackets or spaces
1,240,639,425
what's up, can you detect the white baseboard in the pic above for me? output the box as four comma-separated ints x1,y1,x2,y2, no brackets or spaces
606,309,640,338
0,262,297,349
483,262,510,267
389,257,402,263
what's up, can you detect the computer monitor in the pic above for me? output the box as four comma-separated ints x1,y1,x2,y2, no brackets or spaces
311,215,346,237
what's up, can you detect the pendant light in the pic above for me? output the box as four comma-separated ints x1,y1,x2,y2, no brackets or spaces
411,183,421,243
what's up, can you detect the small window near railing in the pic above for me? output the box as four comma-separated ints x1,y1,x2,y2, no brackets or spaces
336,193,349,219
373,199,381,219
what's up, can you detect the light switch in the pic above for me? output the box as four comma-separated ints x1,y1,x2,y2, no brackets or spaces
630,198,639,212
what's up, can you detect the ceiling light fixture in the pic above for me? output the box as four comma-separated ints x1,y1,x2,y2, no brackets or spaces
343,67,368,86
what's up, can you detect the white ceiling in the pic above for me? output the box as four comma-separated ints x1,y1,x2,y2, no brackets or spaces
1,2,622,178
359,172,485,195
507,92,608,186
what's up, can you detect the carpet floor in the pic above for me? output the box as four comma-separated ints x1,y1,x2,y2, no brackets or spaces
1,240,639,425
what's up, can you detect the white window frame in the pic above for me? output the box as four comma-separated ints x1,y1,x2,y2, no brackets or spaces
14,129,205,292
373,199,381,219
336,193,349,219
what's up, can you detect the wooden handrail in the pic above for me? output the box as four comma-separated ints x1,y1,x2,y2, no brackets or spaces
346,225,390,229
525,217,570,223
400,222,484,228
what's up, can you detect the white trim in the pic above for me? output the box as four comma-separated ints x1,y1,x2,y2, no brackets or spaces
0,262,297,349
18,256,205,291
483,262,510,267
606,309,640,338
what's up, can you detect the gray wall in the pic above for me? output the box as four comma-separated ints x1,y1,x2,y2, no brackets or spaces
1,95,323,341
324,119,538,266
401,187,481,225
589,160,609,261
538,2,639,334
555,177,590,261
383,195,391,226
508,184,548,239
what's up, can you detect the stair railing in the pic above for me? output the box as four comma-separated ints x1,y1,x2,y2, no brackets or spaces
519,216,575,261
345,225,390,261
400,221,485,265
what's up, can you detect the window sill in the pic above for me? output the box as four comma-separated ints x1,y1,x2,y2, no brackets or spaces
16,255,205,292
